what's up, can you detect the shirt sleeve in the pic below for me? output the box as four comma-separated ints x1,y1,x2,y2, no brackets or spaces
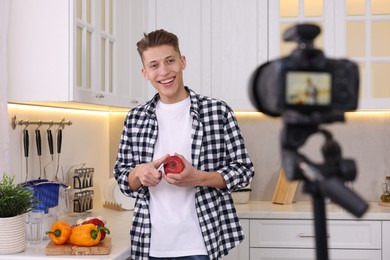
113,111,149,198
217,104,255,194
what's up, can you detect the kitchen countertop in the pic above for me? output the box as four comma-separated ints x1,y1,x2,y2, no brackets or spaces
0,207,133,260
2,201,390,259
235,200,390,220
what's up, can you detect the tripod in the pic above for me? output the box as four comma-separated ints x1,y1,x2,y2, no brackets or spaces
281,125,368,260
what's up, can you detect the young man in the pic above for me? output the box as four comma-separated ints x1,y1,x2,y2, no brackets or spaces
114,29,255,260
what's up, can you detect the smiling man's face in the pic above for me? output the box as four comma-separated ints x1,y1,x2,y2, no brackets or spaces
141,45,188,104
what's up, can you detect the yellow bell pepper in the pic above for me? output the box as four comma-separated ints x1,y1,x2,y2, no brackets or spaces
69,223,102,246
45,221,72,245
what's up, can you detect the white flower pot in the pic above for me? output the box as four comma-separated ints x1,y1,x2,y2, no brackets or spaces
0,214,26,254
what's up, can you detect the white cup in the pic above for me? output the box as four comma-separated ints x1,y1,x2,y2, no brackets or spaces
25,209,44,245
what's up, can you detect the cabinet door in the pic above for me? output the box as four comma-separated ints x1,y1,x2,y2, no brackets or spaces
383,221,390,260
147,0,208,98
74,0,138,108
268,0,335,60
148,0,267,110
334,0,390,109
250,219,381,249
270,0,390,110
126,0,149,106
8,0,71,102
210,0,267,110
251,248,381,260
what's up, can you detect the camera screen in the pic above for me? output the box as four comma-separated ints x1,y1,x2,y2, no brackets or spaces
285,71,331,106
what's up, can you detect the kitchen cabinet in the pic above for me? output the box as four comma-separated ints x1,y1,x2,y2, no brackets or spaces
146,0,211,99
250,248,381,259
269,0,390,110
250,219,381,259
8,0,147,108
147,0,267,110
149,0,390,111
230,201,390,260
383,221,390,260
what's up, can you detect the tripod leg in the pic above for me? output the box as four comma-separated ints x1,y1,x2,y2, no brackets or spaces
312,191,329,260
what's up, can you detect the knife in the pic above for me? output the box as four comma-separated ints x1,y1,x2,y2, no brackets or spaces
157,163,165,175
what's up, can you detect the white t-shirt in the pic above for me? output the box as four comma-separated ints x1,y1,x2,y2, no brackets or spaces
149,96,207,257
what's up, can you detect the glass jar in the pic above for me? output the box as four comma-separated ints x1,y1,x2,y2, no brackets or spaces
381,176,390,202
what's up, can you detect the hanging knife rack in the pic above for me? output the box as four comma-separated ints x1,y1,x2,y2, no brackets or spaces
11,115,72,130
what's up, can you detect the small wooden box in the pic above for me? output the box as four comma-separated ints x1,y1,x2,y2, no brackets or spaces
272,169,299,204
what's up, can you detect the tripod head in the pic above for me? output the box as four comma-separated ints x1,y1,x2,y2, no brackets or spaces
281,124,368,217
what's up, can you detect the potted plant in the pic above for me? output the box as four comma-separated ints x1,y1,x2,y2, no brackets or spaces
0,173,36,254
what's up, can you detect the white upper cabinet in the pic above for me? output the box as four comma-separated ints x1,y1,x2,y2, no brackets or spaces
9,0,388,110
146,0,210,99
210,0,268,111
8,0,147,108
269,0,390,110
334,0,390,109
147,0,268,111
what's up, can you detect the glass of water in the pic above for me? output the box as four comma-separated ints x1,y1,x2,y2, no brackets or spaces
25,209,44,245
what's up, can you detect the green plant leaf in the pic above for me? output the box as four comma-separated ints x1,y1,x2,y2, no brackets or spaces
0,173,36,218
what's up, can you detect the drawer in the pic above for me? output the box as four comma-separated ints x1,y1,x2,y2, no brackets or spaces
250,248,381,260
250,219,381,249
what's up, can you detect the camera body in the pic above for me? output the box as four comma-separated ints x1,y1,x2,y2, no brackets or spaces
249,24,359,119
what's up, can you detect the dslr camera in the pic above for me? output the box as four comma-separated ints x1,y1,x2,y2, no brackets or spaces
249,24,359,122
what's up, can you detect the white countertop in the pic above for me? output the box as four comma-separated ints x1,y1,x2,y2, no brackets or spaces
0,207,133,260
2,201,390,259
235,201,390,220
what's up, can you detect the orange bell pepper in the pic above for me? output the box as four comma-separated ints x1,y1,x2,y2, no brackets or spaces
45,221,72,245
69,223,103,246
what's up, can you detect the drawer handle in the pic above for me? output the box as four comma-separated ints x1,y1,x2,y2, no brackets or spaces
298,233,330,238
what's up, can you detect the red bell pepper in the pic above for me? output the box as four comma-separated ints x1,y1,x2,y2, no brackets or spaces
82,218,110,241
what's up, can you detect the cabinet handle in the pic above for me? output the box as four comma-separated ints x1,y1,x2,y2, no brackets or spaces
298,233,330,238
130,99,139,104
96,93,105,98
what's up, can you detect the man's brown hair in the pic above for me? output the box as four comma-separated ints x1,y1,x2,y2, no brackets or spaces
136,29,181,62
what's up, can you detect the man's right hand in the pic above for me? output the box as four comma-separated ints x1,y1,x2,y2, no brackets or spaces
128,154,170,190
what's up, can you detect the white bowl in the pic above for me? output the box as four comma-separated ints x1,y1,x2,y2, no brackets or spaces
231,189,251,204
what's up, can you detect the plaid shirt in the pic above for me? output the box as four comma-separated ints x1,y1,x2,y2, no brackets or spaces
114,87,254,260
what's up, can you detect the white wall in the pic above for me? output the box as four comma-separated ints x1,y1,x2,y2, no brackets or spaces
7,104,111,208
237,112,390,203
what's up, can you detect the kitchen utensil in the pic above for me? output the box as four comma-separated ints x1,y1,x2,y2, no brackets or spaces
72,168,94,189
35,129,43,179
72,190,94,213
157,163,165,175
55,128,62,182
23,128,29,182
43,128,55,180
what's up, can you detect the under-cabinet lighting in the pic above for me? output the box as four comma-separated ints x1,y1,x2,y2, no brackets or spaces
233,110,390,118
8,103,110,116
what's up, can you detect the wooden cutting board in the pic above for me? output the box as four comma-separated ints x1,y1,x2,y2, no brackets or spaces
46,237,111,255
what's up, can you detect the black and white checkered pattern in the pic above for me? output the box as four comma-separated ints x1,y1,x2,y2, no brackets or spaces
114,87,255,260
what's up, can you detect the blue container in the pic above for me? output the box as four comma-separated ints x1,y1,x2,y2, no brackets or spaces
23,180,61,213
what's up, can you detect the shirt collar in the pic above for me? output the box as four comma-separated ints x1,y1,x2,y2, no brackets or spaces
145,86,200,120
